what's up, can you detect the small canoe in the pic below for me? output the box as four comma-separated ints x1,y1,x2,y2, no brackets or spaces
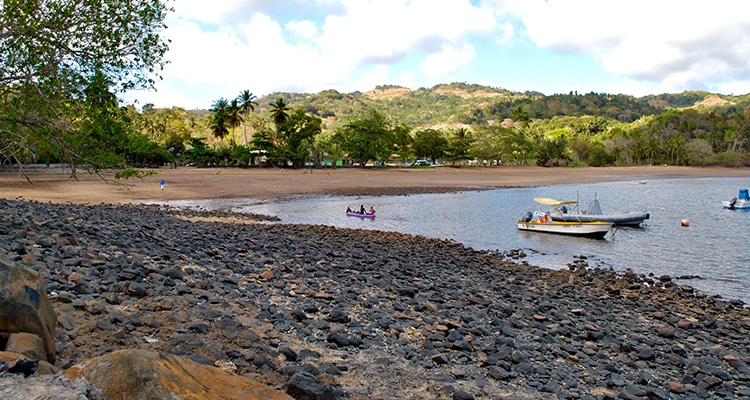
347,211,375,219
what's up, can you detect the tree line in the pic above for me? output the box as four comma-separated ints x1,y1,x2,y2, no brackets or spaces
2,1,749,177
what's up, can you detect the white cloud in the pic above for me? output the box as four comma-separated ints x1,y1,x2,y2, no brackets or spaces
133,0,750,108
170,0,246,25
353,65,392,92
515,0,750,92
421,43,476,76
286,20,318,39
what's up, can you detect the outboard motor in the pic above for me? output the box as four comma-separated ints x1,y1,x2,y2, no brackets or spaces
729,198,737,210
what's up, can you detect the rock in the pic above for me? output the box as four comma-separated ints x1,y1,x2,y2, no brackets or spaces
286,370,338,400
667,381,685,393
0,370,103,400
64,349,292,400
3,199,750,399
453,389,475,400
5,332,47,361
0,255,57,363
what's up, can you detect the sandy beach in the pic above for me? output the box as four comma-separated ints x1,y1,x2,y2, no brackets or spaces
2,165,749,204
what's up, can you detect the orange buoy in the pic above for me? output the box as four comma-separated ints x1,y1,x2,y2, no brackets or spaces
681,219,690,227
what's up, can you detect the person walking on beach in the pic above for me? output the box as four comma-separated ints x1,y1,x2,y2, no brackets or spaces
160,179,165,190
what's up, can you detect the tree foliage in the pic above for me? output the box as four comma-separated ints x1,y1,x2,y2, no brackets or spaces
275,109,321,167
237,90,258,146
0,0,171,176
269,97,291,126
209,98,230,147
334,112,394,167
446,128,474,164
412,129,448,161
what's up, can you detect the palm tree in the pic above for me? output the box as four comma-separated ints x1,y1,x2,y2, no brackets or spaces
210,98,230,148
269,97,290,126
237,90,258,146
511,105,530,128
226,98,243,146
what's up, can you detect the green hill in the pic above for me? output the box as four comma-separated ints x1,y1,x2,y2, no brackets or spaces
227,83,750,131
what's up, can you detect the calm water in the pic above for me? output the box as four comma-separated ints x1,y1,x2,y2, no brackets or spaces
155,177,750,304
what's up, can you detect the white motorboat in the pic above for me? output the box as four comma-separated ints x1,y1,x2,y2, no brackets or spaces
723,188,750,210
542,196,650,227
517,210,613,239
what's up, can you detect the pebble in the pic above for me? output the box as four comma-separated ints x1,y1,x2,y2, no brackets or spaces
1,198,749,399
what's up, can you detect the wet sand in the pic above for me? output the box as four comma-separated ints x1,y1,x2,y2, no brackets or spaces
2,165,749,204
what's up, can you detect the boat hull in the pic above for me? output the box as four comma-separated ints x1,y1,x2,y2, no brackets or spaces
516,221,612,239
347,211,375,219
722,199,750,210
550,212,649,226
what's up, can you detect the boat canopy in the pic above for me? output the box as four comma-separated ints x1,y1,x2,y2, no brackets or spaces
533,197,578,206
587,198,603,214
740,188,749,200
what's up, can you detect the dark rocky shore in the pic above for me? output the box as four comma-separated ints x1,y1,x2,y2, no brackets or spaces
2,198,750,399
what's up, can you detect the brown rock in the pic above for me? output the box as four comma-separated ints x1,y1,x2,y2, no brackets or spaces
0,351,59,375
668,381,685,393
260,270,275,280
64,349,292,400
431,353,449,364
584,324,598,331
5,332,46,361
0,255,57,363
678,320,694,329
657,325,676,338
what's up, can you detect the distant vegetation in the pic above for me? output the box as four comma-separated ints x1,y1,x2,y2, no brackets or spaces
3,1,748,175
7,75,750,172
165,83,750,169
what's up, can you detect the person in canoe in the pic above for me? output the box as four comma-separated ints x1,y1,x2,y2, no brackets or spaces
360,205,366,214
346,207,352,213
369,207,375,215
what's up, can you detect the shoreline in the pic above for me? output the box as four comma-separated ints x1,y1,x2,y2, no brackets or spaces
4,166,750,398
2,198,750,399
1,165,749,205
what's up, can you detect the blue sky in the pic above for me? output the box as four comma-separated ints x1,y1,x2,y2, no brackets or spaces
126,0,750,110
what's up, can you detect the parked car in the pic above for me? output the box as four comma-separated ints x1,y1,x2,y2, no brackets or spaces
413,159,430,166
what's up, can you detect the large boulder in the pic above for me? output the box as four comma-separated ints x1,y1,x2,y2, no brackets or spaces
0,255,57,364
64,349,293,400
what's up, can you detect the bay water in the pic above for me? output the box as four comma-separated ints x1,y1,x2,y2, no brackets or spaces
156,176,750,304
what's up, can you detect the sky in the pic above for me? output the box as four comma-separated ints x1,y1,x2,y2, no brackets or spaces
126,0,750,110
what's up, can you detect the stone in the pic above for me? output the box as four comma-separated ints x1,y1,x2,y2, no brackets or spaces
286,370,337,399
5,332,46,361
64,349,292,400
0,255,57,363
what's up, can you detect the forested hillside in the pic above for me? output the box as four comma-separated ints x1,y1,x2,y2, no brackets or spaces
170,82,744,169
250,83,749,127
133,83,750,169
